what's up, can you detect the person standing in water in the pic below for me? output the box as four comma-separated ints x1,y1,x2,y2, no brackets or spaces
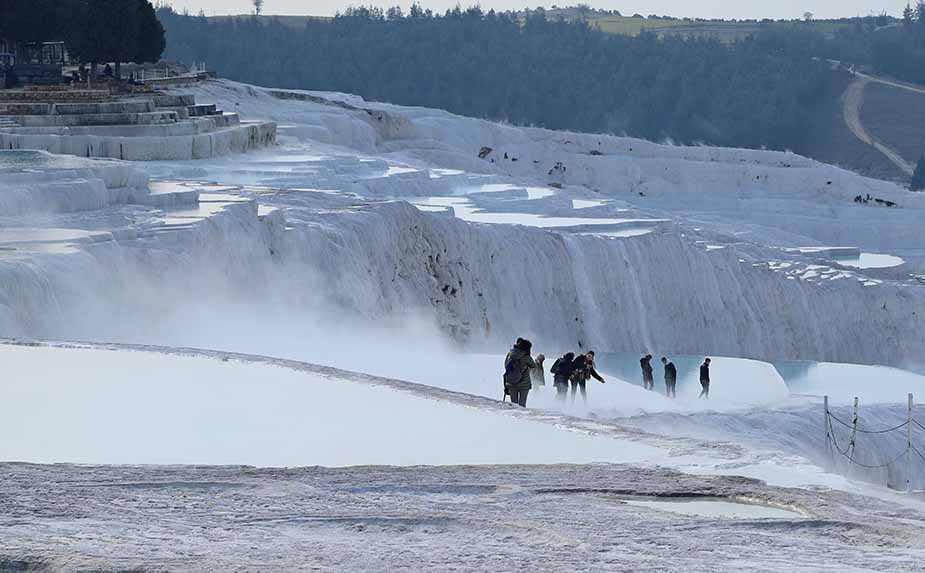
550,352,575,402
504,338,537,407
699,357,711,399
662,356,677,398
640,354,654,391
570,351,605,405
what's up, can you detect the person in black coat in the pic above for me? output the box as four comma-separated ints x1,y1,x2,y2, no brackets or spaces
504,338,537,407
569,351,605,405
550,352,575,402
661,356,677,398
640,354,654,390
699,357,711,399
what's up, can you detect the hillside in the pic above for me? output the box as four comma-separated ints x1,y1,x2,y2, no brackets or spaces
579,13,856,42
201,11,858,42
862,79,925,169
802,72,908,182
159,8,925,185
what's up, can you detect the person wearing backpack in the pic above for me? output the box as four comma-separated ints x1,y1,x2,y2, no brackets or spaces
550,352,575,402
503,338,537,407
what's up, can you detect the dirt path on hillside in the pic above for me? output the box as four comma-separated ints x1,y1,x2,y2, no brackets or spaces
842,76,915,176
856,70,925,96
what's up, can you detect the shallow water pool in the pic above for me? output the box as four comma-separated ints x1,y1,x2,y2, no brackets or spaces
836,253,905,269
619,496,802,519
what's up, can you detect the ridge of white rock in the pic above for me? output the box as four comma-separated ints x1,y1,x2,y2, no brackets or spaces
0,79,922,368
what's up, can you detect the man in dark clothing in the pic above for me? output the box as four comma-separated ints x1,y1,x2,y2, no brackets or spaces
661,356,677,398
640,354,654,390
699,357,711,399
504,338,537,407
569,350,605,405
550,352,575,402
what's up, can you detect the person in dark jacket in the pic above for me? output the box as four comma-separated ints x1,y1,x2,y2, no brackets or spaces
699,357,711,399
640,354,654,390
569,351,605,405
661,356,677,398
550,352,575,402
504,338,537,407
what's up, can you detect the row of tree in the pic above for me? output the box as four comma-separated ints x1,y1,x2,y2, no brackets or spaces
0,0,165,78
783,2,925,86
157,6,836,153
874,1,925,84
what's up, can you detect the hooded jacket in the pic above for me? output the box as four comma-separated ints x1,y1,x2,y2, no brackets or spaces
504,347,536,390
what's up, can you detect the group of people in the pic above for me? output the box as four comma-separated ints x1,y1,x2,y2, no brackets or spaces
503,338,606,408
504,338,714,408
639,354,712,399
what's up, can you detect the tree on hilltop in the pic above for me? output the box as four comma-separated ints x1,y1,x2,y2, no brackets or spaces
1,0,68,62
134,0,166,68
64,0,165,79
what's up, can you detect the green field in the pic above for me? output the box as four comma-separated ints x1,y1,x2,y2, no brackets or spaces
581,14,852,42
862,82,925,168
206,14,330,28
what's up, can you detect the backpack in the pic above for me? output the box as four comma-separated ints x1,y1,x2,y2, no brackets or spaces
503,355,523,386
550,358,563,375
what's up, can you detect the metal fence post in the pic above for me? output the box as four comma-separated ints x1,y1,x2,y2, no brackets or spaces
846,397,859,478
909,393,914,493
824,395,831,470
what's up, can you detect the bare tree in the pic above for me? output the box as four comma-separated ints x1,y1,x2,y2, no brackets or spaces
803,11,813,21
253,0,264,17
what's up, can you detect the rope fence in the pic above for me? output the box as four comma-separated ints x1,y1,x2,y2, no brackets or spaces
824,393,922,491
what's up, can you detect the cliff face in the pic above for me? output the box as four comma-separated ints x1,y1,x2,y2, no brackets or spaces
0,79,922,367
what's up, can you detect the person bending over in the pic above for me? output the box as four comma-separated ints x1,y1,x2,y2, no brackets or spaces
570,351,605,405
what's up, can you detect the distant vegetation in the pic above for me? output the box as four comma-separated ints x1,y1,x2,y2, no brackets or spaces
572,11,854,42
872,2,925,84
0,0,165,77
744,2,925,86
158,5,838,153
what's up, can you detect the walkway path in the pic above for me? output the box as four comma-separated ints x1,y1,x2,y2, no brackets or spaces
842,75,915,176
